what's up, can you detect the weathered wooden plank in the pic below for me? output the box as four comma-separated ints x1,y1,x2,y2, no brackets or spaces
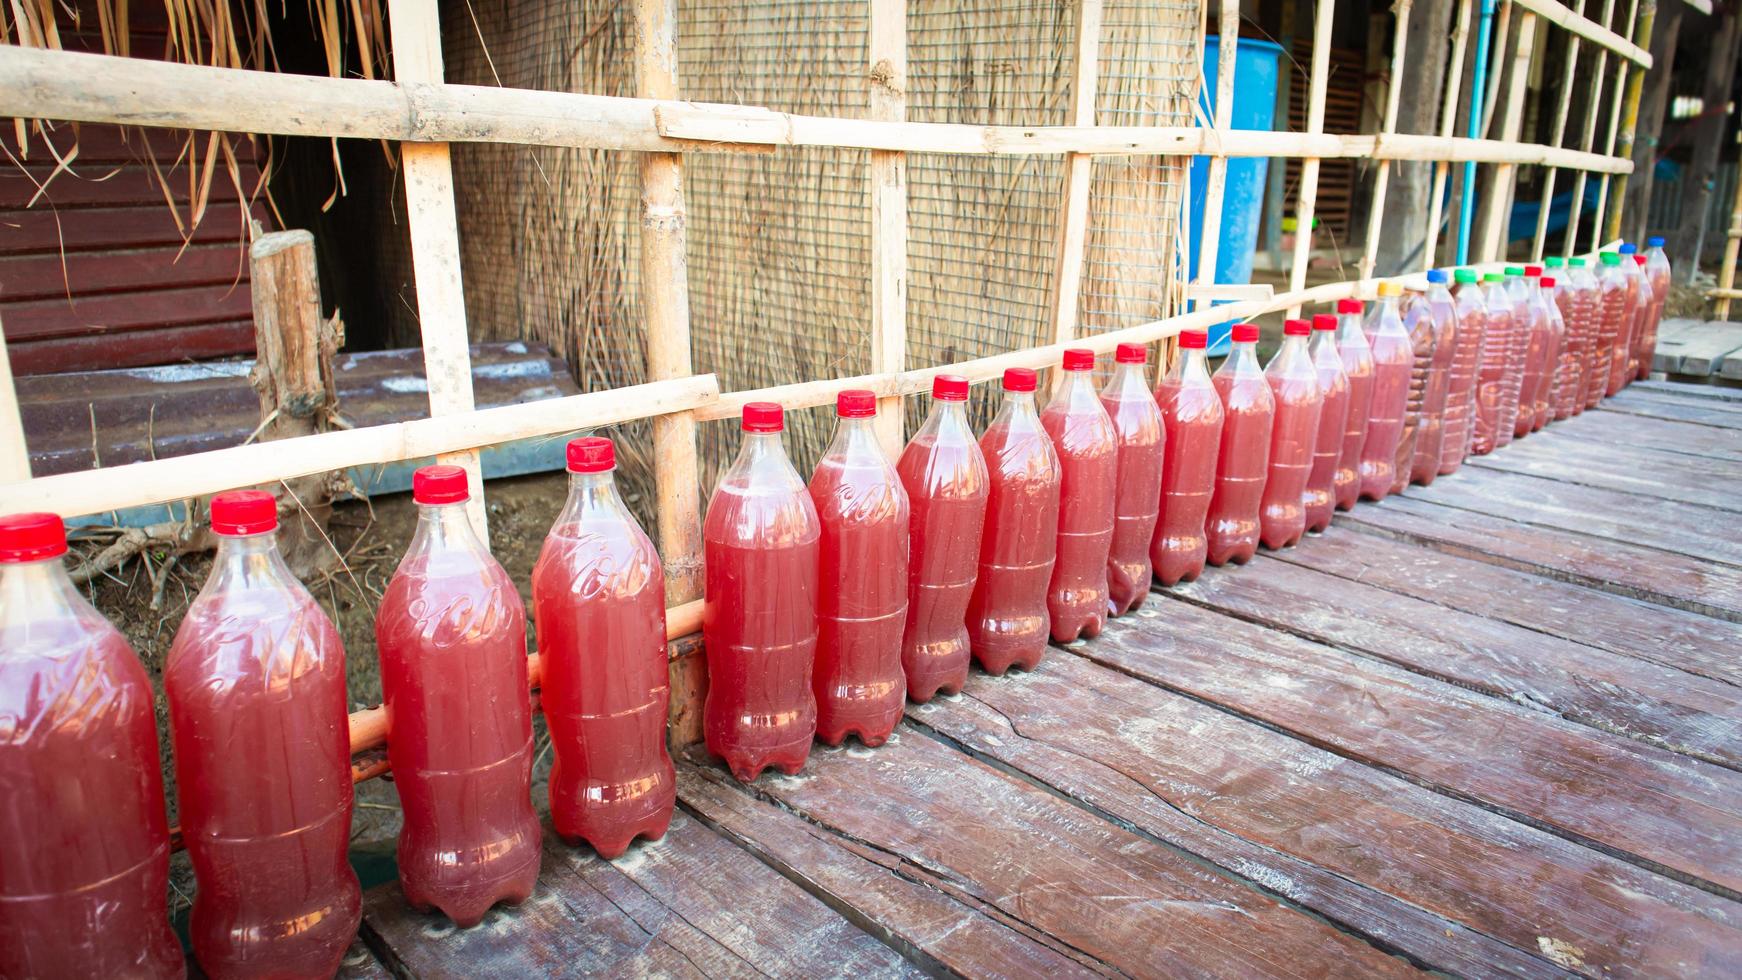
909,651,1742,979
679,766,1104,978
1633,378,1742,402
1405,466,1742,570
1651,320,1742,377
713,726,1419,976
1084,598,1742,898
336,938,393,979
1274,529,1742,689
1599,388,1742,429
1548,401,1742,462
1465,435,1742,512
1172,556,1742,769
1343,495,1742,622
362,817,917,978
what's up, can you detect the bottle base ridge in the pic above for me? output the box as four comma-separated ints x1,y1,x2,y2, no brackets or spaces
559,811,674,861
712,737,814,783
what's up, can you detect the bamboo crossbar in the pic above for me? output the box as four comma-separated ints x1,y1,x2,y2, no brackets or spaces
1513,0,1652,66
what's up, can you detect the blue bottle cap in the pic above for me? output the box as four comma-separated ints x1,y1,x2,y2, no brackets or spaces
1619,242,1637,254
1647,236,1665,248
1426,269,1448,284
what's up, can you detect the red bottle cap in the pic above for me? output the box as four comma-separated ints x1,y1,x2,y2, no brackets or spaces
837,389,877,418
1062,348,1095,371
1178,330,1208,350
413,464,469,504
1311,313,1337,332
1524,264,1543,277
1115,342,1147,364
1539,276,1556,288
567,436,615,472
742,401,784,432
932,374,969,401
1337,298,1363,314
0,512,67,563
1231,323,1260,344
1283,318,1311,337
1635,254,1647,266
1003,367,1038,392
210,490,278,536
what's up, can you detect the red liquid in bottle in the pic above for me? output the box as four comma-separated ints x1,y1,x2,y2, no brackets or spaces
0,514,183,980
1359,287,1411,500
967,367,1061,674
1152,330,1225,585
1043,349,1118,642
1101,343,1165,615
1530,273,1566,431
703,402,821,781
1206,323,1275,566
535,438,676,857
1495,270,1533,449
1389,291,1438,494
1410,273,1458,485
378,467,540,924
1260,320,1323,549
1439,272,1487,473
1624,252,1653,387
1589,253,1629,407
1304,315,1349,532
167,491,361,977
809,390,910,746
1550,269,1584,420
1506,270,1549,440
1641,240,1672,380
1333,300,1375,509
897,375,988,702
1471,273,1515,456
1566,258,1602,415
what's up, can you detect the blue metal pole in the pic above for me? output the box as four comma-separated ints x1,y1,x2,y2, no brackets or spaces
1458,0,1499,265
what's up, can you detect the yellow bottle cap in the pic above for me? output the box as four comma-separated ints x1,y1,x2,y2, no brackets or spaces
1376,281,1403,297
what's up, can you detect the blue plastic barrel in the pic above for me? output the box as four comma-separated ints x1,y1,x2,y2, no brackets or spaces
1188,37,1283,351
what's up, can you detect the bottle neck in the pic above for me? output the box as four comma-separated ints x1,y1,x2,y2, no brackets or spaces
209,530,296,593
1222,340,1262,377
1166,348,1211,384
922,398,975,443
1336,313,1368,345
558,468,635,523
726,429,804,490
1276,333,1310,362
409,500,488,556
0,558,82,641
1308,329,1337,358
997,389,1040,422
1054,367,1099,407
825,415,886,461
1105,361,1148,397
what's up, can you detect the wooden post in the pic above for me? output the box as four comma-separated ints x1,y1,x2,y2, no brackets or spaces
1425,0,1475,269
1565,0,1620,257
1532,0,1589,261
1476,10,1537,262
1194,2,1240,302
0,317,30,484
387,0,489,544
1590,0,1642,252
1714,129,1742,319
249,230,341,576
868,0,908,454
1046,0,1104,380
1360,0,1415,279
1286,0,1335,319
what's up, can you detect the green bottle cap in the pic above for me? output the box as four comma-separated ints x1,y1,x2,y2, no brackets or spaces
1453,269,1479,284
1570,257,1587,267
1544,256,1565,268
1483,272,1505,282
1504,266,1524,276
1600,252,1621,266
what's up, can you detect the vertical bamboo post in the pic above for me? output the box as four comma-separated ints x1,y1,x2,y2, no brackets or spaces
1565,0,1620,255
1602,0,1657,244
0,318,29,484
1715,129,1742,320
1286,0,1336,319
387,0,488,543
1478,0,1515,139
1532,0,1588,261
1424,0,1475,269
1590,0,1641,252
868,0,908,454
1476,11,1537,262
1360,0,1415,279
1046,0,1104,382
1193,2,1240,304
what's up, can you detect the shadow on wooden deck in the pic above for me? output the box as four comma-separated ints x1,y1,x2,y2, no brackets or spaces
356,381,1742,978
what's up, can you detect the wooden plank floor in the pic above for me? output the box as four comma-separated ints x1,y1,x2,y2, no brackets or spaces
356,380,1742,978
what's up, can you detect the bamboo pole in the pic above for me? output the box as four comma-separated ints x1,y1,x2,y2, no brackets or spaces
1601,0,1656,243
1512,0,1651,64
1361,0,1416,279
1565,0,1620,256
1476,11,1538,261
634,0,704,609
0,315,29,484
1046,0,1105,384
1193,2,1241,303
1533,0,1588,260
1286,0,1337,320
1714,130,1742,319
1589,0,1641,253
387,0,488,543
868,0,908,454
1426,0,1476,269
1479,1,1516,140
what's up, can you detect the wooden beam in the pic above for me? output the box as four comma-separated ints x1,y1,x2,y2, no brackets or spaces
1426,0,1477,269
1286,0,1336,319
0,314,29,484
868,0,908,454
388,0,488,542
1513,0,1652,65
1193,2,1241,301
1477,11,1539,262
1361,0,1416,279
1565,0,1620,256
1534,0,1590,260
1046,0,1105,379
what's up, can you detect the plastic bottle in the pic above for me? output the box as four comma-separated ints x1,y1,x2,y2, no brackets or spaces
1206,322,1276,566
378,466,540,924
167,490,361,977
1410,269,1458,485
1471,272,1515,456
1304,314,1349,533
534,437,676,858
1439,269,1487,474
1152,329,1225,586
1100,342,1165,615
1610,243,1646,395
897,375,988,701
702,401,820,781
1359,282,1412,500
1389,289,1438,493
1589,252,1629,408
1566,257,1602,414
1641,236,1673,380
1506,266,1549,440
809,390,910,746
1333,299,1376,509
1545,258,1580,420
967,367,1061,674
1531,271,1567,431
1629,252,1656,385
1042,348,1118,642
1259,319,1323,549
0,513,183,980
1493,267,1532,449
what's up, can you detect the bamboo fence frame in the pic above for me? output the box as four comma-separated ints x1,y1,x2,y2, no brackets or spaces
1360,0,1415,278
1285,0,1337,320
1425,0,1477,269
1533,0,1590,259
1191,1,1240,305
0,0,1643,757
